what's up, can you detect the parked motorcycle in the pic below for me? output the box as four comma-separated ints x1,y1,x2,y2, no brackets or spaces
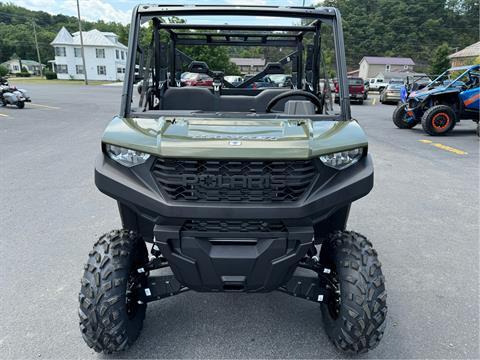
0,77,31,109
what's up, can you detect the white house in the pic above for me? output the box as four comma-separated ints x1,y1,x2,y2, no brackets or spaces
50,27,128,81
1,59,45,75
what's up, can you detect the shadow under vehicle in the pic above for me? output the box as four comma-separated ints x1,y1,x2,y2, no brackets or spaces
79,5,387,355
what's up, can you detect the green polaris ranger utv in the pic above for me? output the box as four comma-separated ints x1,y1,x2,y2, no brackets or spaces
79,5,387,355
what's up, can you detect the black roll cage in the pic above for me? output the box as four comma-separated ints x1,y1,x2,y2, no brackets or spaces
121,5,351,120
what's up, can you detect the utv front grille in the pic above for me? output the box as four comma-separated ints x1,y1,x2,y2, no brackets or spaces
182,220,287,233
151,158,317,203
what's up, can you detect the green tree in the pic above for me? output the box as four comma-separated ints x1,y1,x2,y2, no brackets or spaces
430,43,451,75
181,46,239,75
317,0,479,71
0,65,8,76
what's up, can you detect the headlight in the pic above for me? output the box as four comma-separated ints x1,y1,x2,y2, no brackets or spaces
320,148,363,170
105,144,150,167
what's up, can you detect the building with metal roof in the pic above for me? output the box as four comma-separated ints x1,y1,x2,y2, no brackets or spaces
1,59,45,75
50,27,128,81
230,58,266,75
449,42,480,67
359,56,416,80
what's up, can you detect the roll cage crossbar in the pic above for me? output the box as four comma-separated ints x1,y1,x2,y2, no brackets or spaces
428,65,480,89
121,5,350,120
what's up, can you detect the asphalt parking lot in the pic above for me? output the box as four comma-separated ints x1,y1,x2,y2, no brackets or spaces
0,84,478,359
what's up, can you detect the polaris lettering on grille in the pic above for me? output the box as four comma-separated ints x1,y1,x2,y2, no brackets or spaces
181,174,287,189
152,158,317,202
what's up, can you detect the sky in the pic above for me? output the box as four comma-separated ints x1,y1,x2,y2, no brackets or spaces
15,0,317,25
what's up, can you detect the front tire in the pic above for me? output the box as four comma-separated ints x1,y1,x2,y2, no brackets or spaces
16,101,25,109
421,105,456,136
393,104,419,129
79,230,149,353
320,231,387,354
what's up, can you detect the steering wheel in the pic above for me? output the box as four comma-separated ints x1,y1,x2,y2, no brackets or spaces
265,90,323,113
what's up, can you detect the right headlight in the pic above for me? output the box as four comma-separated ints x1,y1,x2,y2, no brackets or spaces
319,148,364,170
105,144,150,168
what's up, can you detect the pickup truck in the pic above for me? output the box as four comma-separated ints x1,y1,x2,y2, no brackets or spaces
334,77,366,104
243,74,277,89
368,78,388,92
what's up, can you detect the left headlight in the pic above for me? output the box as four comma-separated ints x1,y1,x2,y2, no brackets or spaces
319,148,364,170
105,144,150,168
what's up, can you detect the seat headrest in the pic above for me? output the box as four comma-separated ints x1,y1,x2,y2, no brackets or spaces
188,61,209,74
264,63,284,74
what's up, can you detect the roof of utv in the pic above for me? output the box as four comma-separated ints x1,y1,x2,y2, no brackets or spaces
134,4,340,20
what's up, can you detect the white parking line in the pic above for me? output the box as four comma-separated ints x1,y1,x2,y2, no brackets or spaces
29,103,61,110
0,113,9,117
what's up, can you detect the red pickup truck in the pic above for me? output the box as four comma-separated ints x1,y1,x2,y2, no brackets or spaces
181,72,213,87
334,77,367,104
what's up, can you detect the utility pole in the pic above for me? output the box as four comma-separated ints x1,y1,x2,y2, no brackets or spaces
32,20,43,78
302,0,306,6
76,0,88,85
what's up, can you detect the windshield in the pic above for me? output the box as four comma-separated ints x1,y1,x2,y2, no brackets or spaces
389,79,403,84
123,6,350,120
348,78,363,85
387,84,402,90
182,72,197,80
224,76,241,82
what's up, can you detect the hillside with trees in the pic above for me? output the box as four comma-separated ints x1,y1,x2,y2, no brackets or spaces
319,0,479,71
0,1,478,74
0,3,129,64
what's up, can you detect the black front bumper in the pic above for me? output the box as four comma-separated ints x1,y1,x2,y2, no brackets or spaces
95,154,373,222
154,222,313,291
95,154,373,292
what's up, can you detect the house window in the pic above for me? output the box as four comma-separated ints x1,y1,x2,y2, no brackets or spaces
385,64,391,72
121,51,125,60
55,47,66,57
13,65,19,71
97,65,107,75
404,65,409,70
116,50,119,59
56,64,68,74
74,48,81,58
117,67,122,74
96,48,105,58
76,65,84,74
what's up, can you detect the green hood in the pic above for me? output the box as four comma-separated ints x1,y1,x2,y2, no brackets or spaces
102,116,368,159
